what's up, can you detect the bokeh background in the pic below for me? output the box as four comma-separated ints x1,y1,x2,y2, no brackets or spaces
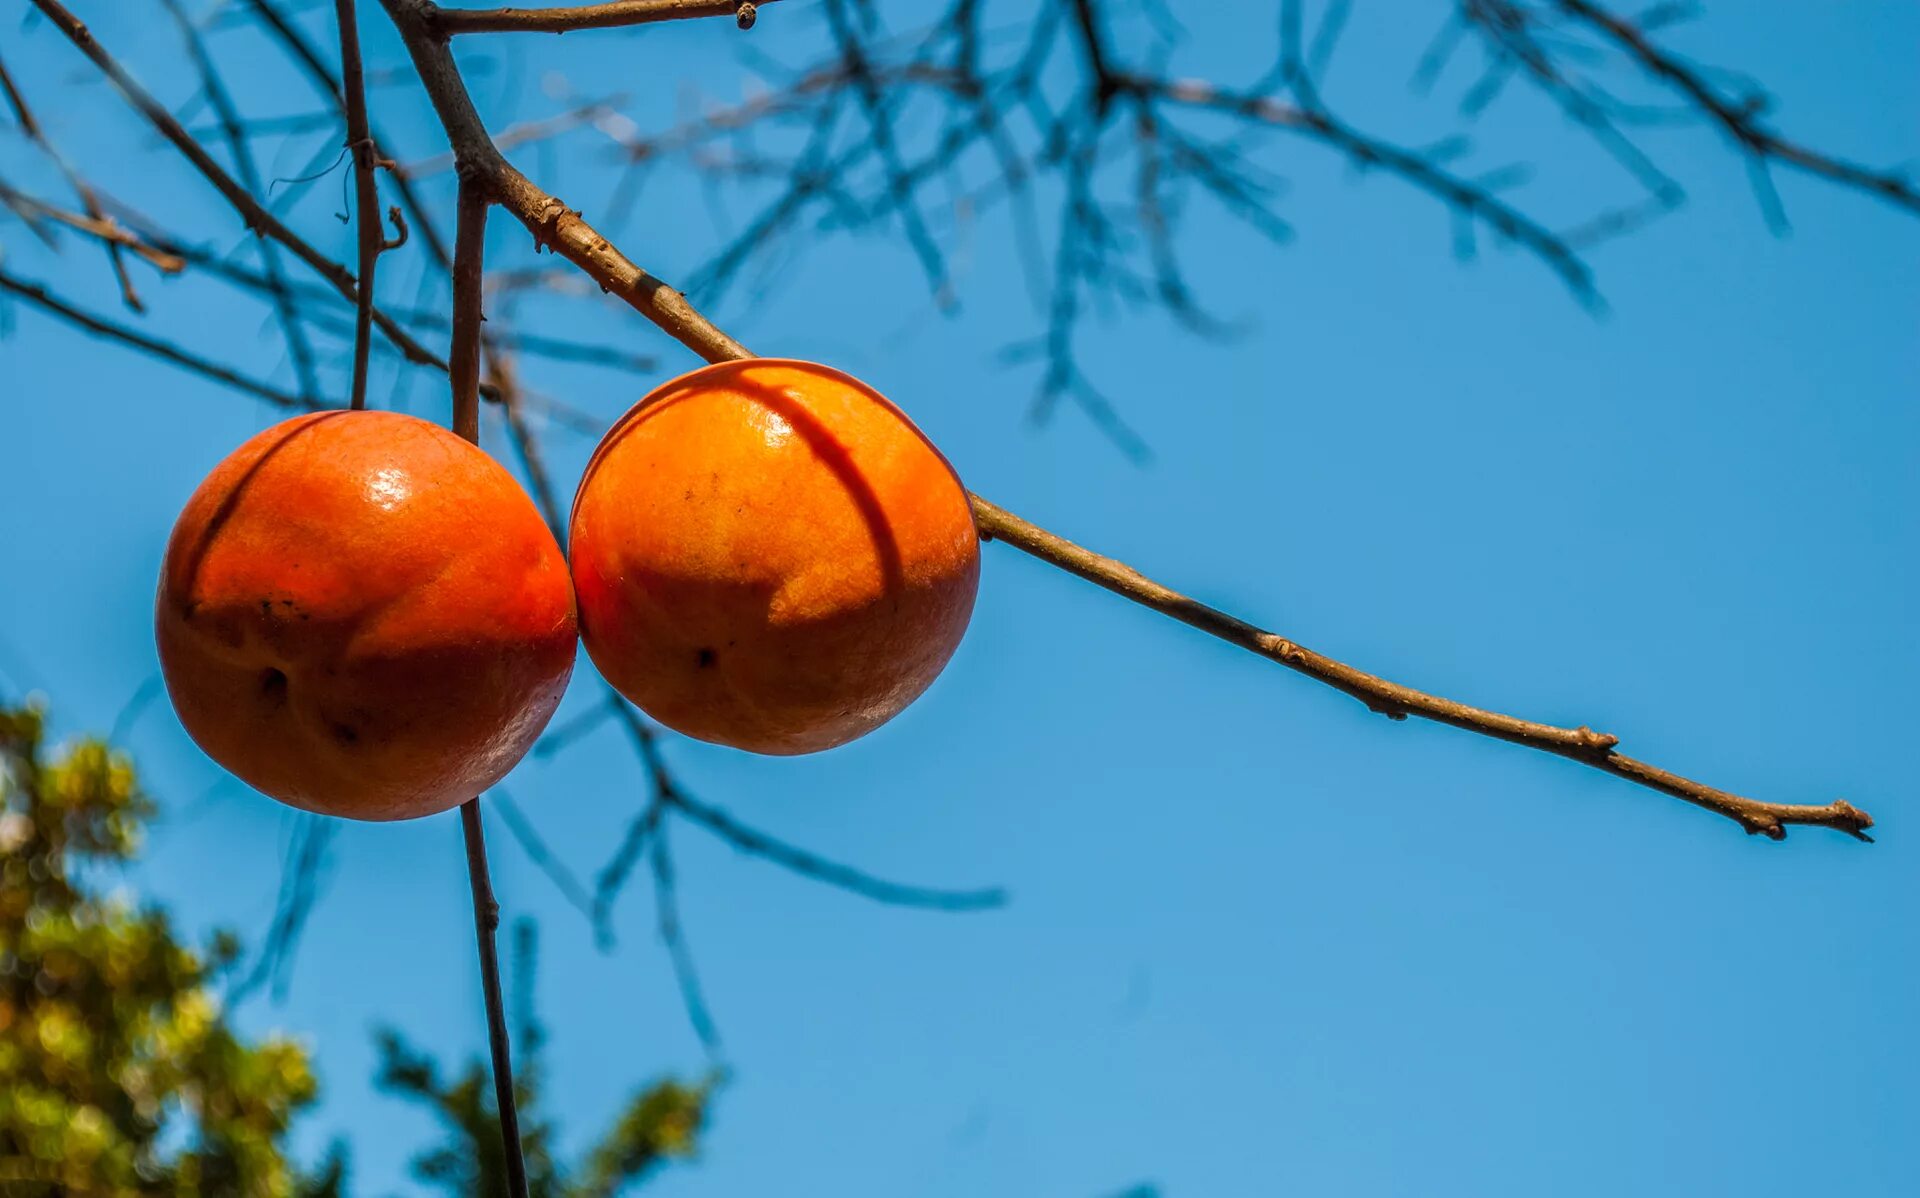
3,2,1916,1194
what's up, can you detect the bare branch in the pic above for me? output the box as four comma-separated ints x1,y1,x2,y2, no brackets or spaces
1556,0,1920,219
370,0,1876,839
450,180,490,441
0,267,308,409
457,801,533,1198
491,786,598,919
29,0,455,391
648,821,722,1056
1145,74,1597,302
429,0,779,36
667,789,1008,911
231,816,336,1004
335,0,383,410
161,0,326,406
0,180,186,273
244,0,457,270
968,494,1873,841
0,46,144,310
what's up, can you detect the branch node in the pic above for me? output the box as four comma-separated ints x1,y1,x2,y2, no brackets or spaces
1573,725,1619,752
735,2,756,30
381,204,410,251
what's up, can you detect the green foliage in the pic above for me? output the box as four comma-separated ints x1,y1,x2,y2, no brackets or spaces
376,923,714,1198
0,701,340,1198
1,699,706,1197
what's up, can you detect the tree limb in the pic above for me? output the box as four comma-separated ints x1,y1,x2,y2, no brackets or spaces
28,0,461,394
428,0,777,36
375,0,1875,842
335,0,383,410
0,267,308,410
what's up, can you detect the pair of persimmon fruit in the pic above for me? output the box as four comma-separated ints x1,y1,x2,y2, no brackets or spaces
156,359,981,821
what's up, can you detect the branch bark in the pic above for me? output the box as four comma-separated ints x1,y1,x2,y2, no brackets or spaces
449,171,529,1195
335,0,382,410
458,801,531,1198
450,180,490,442
1557,0,1920,217
373,0,1874,842
428,0,775,36
0,268,307,410
28,0,464,396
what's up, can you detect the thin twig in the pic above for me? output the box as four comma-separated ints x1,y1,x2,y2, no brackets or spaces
336,0,382,410
430,0,779,36
245,0,457,270
667,789,1007,910
231,816,336,1004
0,268,307,409
967,495,1873,841
162,0,325,406
0,47,144,310
451,179,490,440
592,796,665,947
1557,0,1920,219
490,786,597,919
458,801,531,1198
374,0,1875,840
0,180,186,273
28,0,458,387
447,136,528,1190
648,820,722,1056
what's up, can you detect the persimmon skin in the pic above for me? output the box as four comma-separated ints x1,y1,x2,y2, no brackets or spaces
570,358,980,755
156,410,577,820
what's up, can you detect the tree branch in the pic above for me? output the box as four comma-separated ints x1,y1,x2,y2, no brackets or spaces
967,495,1873,841
28,0,460,394
458,801,532,1198
450,180,490,441
0,267,308,409
162,0,326,406
666,788,1008,910
245,0,457,271
0,180,185,273
374,0,1875,842
448,154,531,1196
1557,0,1920,219
0,46,143,310
335,0,382,410
428,0,776,36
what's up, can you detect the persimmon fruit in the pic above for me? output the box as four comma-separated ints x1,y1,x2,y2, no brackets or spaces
569,358,980,755
156,410,577,820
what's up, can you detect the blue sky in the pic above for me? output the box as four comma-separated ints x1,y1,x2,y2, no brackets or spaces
3,2,1916,1195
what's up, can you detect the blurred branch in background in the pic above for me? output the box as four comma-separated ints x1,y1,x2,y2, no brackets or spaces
375,920,715,1197
1,0,1902,1057
0,696,712,1195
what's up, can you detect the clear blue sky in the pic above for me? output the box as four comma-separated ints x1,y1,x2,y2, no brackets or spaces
4,3,1916,1195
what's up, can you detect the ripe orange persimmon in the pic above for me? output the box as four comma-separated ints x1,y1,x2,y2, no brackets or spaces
569,358,980,754
156,410,577,820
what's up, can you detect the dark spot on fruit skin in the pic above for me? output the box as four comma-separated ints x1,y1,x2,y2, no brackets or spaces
696,647,717,668
260,668,288,702
330,722,359,745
